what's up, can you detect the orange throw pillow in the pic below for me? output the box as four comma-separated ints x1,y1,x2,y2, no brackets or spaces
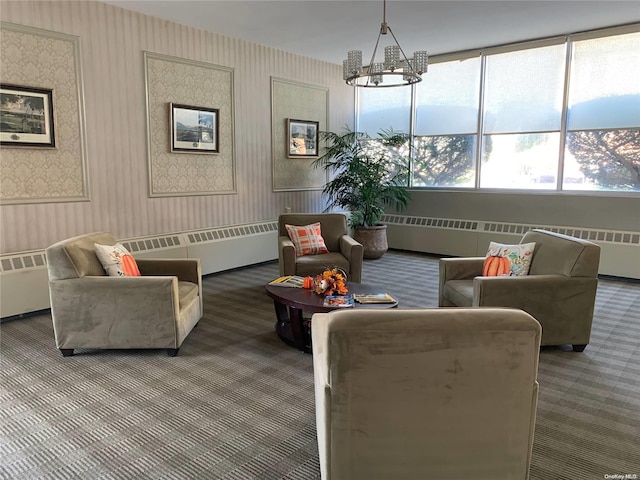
285,222,329,256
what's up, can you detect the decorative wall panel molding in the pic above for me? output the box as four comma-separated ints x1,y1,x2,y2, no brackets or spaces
144,52,236,197
271,77,328,191
0,22,89,204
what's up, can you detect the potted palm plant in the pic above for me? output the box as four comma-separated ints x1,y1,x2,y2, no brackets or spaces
313,128,411,259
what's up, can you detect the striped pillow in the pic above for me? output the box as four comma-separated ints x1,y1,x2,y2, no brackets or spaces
285,223,329,257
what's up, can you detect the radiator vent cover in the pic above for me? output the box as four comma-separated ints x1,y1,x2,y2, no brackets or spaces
0,221,280,318
383,215,640,246
121,235,182,253
0,252,47,272
185,222,277,244
481,222,640,245
382,215,479,231
0,221,279,274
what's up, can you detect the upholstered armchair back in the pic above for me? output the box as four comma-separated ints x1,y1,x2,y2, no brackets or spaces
522,229,600,277
278,213,348,253
46,232,116,280
312,307,542,479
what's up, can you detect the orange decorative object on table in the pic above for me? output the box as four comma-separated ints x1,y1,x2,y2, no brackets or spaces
314,267,348,296
302,276,314,289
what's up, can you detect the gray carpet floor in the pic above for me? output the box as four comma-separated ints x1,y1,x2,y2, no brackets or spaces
1,250,639,479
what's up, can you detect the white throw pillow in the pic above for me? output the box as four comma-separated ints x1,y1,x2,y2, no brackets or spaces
483,241,536,276
94,243,141,277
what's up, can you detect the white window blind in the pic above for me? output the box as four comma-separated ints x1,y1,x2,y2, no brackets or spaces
567,31,640,131
414,57,481,136
483,44,566,134
357,87,411,136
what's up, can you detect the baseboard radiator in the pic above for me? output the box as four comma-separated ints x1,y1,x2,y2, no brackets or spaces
3,217,636,318
0,221,278,319
383,215,640,280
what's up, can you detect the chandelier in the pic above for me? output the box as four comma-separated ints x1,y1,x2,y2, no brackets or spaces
342,0,428,88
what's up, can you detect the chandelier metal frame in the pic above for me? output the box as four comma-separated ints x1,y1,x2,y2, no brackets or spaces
343,0,428,88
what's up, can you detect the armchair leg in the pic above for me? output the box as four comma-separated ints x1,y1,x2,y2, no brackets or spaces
166,348,180,357
572,344,587,352
60,349,74,357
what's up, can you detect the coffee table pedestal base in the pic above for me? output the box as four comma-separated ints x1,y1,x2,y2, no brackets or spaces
273,301,310,353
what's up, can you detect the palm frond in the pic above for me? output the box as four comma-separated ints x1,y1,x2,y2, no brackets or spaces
313,127,411,227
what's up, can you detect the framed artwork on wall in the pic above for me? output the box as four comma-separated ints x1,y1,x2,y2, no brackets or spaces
170,103,219,153
0,84,55,148
287,118,319,158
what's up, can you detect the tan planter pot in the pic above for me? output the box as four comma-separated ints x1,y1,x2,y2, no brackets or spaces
354,225,388,260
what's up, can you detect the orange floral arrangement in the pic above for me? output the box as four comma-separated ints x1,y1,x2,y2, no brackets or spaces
314,267,348,296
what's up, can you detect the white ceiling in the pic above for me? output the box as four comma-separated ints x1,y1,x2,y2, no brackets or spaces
103,0,640,64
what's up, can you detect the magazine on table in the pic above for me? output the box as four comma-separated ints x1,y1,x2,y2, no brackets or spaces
323,295,355,308
353,293,397,304
268,275,305,288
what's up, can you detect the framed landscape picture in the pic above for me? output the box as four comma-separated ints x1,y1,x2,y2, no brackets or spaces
170,103,219,153
287,118,319,158
0,84,55,147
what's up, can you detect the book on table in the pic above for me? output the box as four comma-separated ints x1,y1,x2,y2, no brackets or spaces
323,295,355,308
268,275,305,288
353,293,397,304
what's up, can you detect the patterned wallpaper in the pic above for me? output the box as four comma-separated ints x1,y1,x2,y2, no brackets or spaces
271,78,328,191
0,1,352,254
0,23,88,203
145,52,235,196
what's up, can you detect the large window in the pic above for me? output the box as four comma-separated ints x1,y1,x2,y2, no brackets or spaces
356,25,640,193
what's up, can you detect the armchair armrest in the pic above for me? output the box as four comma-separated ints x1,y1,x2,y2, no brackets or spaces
50,275,180,314
48,276,182,348
439,257,484,306
440,257,485,280
311,312,331,477
137,258,201,285
472,274,598,346
339,235,363,283
473,274,597,307
278,235,296,276
311,312,331,385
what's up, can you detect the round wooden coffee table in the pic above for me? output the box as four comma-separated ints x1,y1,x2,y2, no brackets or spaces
265,283,398,353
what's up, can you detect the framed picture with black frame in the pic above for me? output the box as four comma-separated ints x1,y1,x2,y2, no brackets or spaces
0,84,55,148
170,103,219,153
287,118,319,158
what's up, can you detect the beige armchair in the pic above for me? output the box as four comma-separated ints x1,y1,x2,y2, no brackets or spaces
45,232,202,357
439,229,601,352
278,213,363,283
312,307,541,480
